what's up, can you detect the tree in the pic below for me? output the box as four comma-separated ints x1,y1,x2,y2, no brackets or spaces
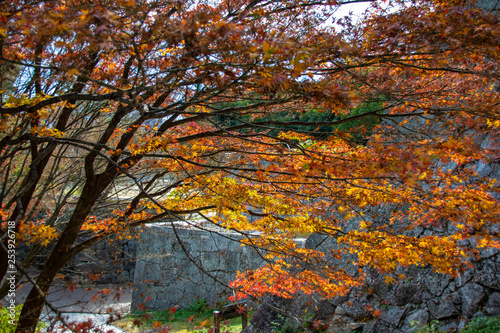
0,0,499,331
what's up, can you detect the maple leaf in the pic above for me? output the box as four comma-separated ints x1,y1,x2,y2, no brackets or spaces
152,321,163,329
169,305,179,315
384,275,396,285
236,305,246,315
199,319,211,328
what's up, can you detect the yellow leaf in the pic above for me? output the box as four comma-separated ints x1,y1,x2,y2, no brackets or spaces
67,68,80,76
384,275,396,285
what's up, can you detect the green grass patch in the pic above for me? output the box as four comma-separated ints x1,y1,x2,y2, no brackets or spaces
461,316,500,333
115,299,245,333
0,305,46,333
411,316,500,333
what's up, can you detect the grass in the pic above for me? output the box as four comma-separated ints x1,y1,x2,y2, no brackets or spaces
114,299,245,333
412,316,500,333
114,316,244,333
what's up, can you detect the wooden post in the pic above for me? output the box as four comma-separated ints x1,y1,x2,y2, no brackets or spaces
242,309,248,329
214,310,221,333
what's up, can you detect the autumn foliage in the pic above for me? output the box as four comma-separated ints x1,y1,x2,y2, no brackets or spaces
0,0,499,331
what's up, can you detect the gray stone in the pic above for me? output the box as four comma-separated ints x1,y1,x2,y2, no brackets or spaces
328,315,343,327
439,321,458,332
124,258,135,270
379,306,406,327
427,297,459,319
373,321,395,333
457,320,467,331
305,233,331,250
370,277,395,300
402,309,429,332
314,300,336,319
330,294,349,306
477,261,500,290
334,306,346,315
485,292,500,316
350,322,367,330
342,296,371,320
395,282,423,305
460,283,487,318
479,247,500,259
421,290,434,303
474,161,493,177
248,297,288,333
455,270,474,288
304,232,360,275
117,270,129,283
476,0,500,11
128,240,138,252
362,322,376,333
450,291,462,306
424,275,451,296
472,310,485,318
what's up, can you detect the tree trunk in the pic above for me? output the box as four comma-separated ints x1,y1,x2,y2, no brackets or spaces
15,177,111,332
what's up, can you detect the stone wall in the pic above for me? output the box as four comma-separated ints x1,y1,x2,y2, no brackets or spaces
66,236,138,284
242,233,500,333
131,226,269,311
314,235,500,332
476,0,499,11
242,120,500,333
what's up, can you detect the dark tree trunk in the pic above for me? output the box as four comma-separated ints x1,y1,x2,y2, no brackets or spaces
15,176,112,332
